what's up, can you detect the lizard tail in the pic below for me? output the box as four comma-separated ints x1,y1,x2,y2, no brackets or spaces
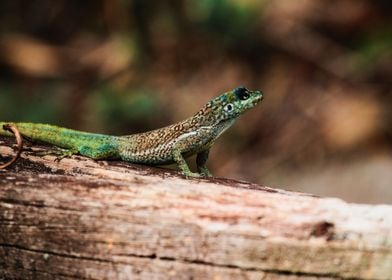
0,124,23,169
0,122,118,153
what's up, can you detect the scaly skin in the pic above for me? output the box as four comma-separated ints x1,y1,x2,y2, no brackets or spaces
0,87,263,177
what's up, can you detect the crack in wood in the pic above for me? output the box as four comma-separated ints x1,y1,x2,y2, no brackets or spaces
0,243,115,264
1,243,343,279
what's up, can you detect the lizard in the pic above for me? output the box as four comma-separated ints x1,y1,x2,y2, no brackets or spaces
0,87,263,177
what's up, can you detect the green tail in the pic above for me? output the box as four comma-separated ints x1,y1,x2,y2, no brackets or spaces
0,122,120,159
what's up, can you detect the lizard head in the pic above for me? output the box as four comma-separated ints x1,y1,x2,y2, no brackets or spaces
198,87,263,125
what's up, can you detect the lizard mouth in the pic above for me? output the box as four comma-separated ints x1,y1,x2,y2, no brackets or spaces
249,93,263,108
253,91,263,104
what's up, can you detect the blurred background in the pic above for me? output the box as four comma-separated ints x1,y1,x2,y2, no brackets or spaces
0,0,391,204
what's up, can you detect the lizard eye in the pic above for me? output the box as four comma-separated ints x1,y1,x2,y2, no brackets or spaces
224,103,234,112
234,87,250,100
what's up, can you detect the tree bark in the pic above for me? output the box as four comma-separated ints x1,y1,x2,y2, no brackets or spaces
0,137,391,280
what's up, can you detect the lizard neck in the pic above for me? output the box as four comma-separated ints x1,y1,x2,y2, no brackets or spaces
187,114,236,139
188,104,237,138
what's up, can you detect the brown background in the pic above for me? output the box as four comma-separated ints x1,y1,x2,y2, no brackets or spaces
0,0,391,203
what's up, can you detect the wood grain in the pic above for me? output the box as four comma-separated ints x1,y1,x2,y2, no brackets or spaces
0,137,391,279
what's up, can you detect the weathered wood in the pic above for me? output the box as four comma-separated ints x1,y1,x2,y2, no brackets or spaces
0,137,391,280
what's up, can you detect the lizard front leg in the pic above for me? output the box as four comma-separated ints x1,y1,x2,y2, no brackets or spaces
172,148,200,177
171,128,213,177
196,149,212,177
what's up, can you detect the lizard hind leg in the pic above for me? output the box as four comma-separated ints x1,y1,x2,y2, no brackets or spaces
33,146,78,162
53,147,79,162
37,144,118,162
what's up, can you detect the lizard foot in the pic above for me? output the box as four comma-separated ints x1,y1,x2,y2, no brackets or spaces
35,147,78,162
181,170,202,178
54,149,78,162
197,167,213,177
52,148,78,162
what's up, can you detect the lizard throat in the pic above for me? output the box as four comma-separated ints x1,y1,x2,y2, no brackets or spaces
212,118,236,139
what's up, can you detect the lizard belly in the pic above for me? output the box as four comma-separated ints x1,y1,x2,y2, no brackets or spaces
118,127,214,165
120,143,175,165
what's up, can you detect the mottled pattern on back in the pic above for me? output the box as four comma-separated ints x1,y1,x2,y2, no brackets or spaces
118,119,196,164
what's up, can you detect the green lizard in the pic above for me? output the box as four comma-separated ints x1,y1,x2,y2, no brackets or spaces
0,87,263,177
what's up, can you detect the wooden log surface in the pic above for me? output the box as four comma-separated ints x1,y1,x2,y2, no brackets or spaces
0,137,391,280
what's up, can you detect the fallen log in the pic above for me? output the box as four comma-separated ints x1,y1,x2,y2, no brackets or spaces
0,137,391,279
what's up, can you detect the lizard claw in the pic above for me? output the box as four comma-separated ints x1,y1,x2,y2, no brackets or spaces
181,171,202,178
198,167,212,177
